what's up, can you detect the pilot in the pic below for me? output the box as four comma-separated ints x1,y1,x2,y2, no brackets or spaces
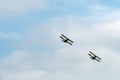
91,56,96,59
63,39,68,42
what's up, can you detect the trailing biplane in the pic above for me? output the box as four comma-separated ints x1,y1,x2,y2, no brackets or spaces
88,51,102,62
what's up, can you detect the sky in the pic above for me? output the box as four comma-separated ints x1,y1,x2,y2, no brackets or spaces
1,0,120,80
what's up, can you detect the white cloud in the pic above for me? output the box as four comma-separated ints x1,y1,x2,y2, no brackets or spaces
1,46,120,80
22,11,120,52
2,3,120,79
89,4,108,11
0,0,46,15
96,21,120,32
1,13,120,80
0,32,23,40
1,70,46,80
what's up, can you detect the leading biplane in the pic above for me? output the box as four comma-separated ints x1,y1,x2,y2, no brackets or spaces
60,34,74,45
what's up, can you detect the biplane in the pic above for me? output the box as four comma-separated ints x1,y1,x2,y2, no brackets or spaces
88,51,102,62
60,34,74,45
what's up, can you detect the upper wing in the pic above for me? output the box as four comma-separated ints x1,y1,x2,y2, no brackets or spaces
89,51,96,56
88,53,93,57
61,34,68,39
68,39,74,43
96,56,102,60
89,51,102,60
60,36,65,40
61,34,74,43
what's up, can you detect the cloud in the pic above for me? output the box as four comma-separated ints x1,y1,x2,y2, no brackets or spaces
0,50,47,80
1,46,120,80
21,10,120,52
0,0,46,16
89,4,108,12
96,20,120,33
0,32,23,40
1,12,119,80
1,70,46,80
1,2,120,79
